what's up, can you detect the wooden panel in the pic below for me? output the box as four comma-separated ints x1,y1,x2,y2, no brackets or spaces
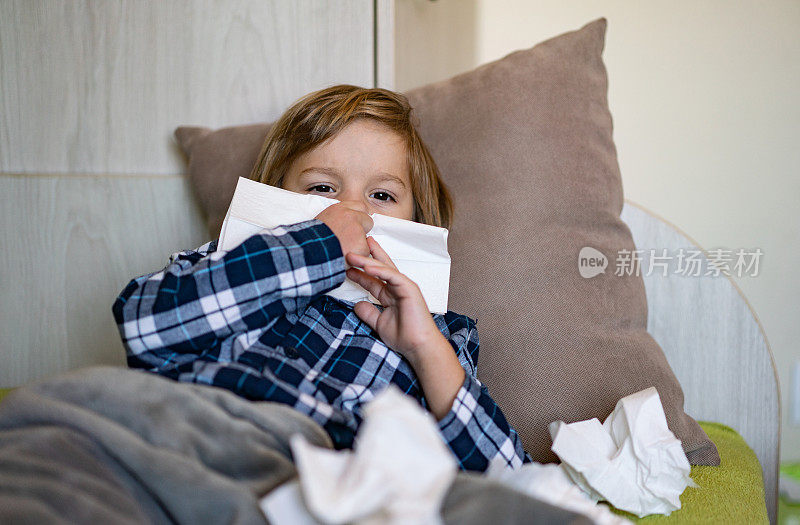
0,174,209,386
0,0,375,174
621,201,779,523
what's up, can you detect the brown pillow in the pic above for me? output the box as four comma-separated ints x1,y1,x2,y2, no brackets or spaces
175,123,271,238
174,18,719,466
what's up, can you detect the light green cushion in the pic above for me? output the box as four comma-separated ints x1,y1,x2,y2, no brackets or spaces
611,421,768,524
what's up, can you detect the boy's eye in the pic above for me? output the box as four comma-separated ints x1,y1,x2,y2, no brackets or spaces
309,184,334,193
371,191,395,202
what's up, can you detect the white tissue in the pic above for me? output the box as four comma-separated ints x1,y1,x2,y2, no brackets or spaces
261,384,456,525
259,481,323,525
484,459,631,525
218,177,451,313
548,387,697,518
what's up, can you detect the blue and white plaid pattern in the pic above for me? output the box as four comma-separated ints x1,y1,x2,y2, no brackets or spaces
113,219,532,471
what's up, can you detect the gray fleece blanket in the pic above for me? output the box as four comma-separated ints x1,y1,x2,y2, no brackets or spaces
0,366,589,524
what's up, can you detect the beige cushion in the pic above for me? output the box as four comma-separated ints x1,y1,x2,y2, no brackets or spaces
174,18,719,465
175,123,271,238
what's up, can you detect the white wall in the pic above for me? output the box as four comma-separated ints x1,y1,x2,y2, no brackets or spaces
396,0,799,462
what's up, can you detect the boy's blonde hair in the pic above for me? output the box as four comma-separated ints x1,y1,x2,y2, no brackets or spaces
248,84,453,229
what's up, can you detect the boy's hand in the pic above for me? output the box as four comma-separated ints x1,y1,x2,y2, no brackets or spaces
344,237,443,363
346,236,467,421
315,202,373,259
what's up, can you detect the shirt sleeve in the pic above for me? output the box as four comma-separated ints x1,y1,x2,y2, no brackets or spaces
112,219,346,371
435,314,534,472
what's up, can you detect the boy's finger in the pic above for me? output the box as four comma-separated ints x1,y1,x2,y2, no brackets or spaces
346,253,409,290
366,237,397,270
353,301,380,332
345,252,392,275
345,251,379,269
346,267,384,299
359,261,407,289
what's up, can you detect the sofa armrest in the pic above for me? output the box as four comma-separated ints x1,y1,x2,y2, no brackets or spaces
620,200,779,524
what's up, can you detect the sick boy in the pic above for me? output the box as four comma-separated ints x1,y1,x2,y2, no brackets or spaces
113,85,533,472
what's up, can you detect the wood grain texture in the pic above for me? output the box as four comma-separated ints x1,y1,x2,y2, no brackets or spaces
0,0,374,174
621,201,779,523
0,174,208,386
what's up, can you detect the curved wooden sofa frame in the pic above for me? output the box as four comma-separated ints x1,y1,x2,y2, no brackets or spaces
620,200,780,523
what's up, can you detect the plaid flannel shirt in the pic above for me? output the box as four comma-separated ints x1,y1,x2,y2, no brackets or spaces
112,219,532,471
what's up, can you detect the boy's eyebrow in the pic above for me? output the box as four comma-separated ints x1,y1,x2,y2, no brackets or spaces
300,167,407,189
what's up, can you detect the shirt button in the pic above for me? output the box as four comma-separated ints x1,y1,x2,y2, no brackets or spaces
284,346,299,359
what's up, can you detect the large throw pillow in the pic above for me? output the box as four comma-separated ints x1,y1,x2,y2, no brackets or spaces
174,18,719,465
175,123,271,238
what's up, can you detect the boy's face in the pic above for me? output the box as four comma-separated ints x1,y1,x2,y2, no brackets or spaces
282,119,415,221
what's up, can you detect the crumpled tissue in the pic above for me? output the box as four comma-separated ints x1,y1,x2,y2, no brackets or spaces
259,384,456,525
259,380,694,523
484,458,631,525
548,387,698,517
218,177,451,313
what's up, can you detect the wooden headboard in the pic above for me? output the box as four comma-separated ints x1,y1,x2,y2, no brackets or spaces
0,0,393,385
